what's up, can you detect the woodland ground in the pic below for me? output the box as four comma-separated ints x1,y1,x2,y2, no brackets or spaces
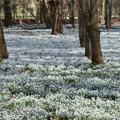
0,25,120,120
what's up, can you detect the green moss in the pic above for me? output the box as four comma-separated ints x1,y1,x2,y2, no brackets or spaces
25,100,33,107
3,102,15,110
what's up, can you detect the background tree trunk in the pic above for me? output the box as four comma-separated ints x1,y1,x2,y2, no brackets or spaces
105,0,113,29
69,0,75,27
49,0,63,35
42,0,51,28
78,0,85,47
4,0,13,27
0,19,8,59
57,0,63,33
101,0,105,25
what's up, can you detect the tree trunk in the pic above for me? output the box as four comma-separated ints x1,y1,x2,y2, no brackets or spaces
52,4,59,35
39,0,44,24
88,0,104,64
78,0,104,64
0,19,8,59
4,0,13,27
42,0,51,28
69,0,75,27
78,24,86,47
85,32,91,59
105,0,112,29
87,22,103,64
101,0,105,25
78,0,85,47
57,0,63,33
49,0,63,35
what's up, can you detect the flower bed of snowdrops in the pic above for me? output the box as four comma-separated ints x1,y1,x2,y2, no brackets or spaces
0,26,120,120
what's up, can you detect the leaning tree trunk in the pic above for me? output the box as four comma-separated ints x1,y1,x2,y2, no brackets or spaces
0,19,8,59
4,0,13,27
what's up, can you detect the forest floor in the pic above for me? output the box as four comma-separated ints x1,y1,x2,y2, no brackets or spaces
0,26,120,120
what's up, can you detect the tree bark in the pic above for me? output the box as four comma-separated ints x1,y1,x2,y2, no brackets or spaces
49,0,63,35
0,19,8,59
78,0,85,47
87,22,103,64
78,0,104,64
88,0,104,64
101,0,105,25
4,0,13,27
69,0,75,27
42,0,51,28
105,0,112,29
85,32,91,59
57,0,63,33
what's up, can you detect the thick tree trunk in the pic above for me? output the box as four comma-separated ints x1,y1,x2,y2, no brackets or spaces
49,0,63,35
78,0,104,64
4,0,13,27
87,22,103,64
0,19,8,59
88,0,104,64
